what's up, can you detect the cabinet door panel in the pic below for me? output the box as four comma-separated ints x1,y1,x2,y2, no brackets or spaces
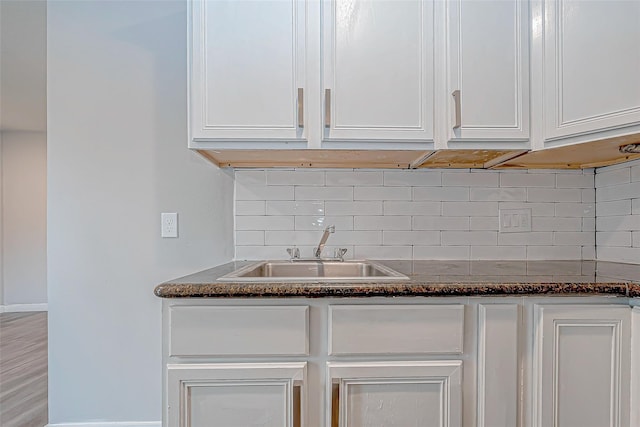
323,0,434,141
327,361,462,427
167,363,305,427
191,0,305,141
543,0,640,141
448,0,529,142
533,305,631,427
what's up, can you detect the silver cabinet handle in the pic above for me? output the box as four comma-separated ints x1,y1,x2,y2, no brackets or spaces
325,89,331,128
452,90,461,129
297,88,304,128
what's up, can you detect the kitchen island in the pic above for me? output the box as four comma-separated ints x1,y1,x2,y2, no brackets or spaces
156,260,640,427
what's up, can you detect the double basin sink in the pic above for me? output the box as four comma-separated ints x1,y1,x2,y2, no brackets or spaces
219,260,409,282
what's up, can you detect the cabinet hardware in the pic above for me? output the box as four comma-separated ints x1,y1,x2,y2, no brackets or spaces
325,89,331,128
297,88,304,128
452,90,461,129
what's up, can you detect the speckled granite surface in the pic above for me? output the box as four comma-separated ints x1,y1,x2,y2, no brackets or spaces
154,260,640,298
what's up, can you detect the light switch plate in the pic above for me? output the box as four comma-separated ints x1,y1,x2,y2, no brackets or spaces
161,213,178,238
499,209,531,233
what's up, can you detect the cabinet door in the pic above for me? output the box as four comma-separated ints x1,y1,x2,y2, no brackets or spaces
447,0,529,144
322,0,434,143
190,0,306,142
327,361,462,427
167,363,305,427
542,0,640,143
533,305,631,427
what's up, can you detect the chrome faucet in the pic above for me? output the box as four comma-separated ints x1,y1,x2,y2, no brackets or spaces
314,225,335,258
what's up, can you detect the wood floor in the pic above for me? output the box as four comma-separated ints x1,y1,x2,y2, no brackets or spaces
0,312,48,427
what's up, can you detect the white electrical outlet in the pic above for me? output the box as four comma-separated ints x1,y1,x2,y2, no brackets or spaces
499,209,531,233
161,213,178,238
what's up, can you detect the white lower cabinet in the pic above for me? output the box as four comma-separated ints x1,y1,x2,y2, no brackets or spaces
167,363,305,427
163,299,636,427
533,304,632,427
327,361,462,427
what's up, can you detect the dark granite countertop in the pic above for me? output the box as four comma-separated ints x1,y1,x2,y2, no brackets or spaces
154,260,640,298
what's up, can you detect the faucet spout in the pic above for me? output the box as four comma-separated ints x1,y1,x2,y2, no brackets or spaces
314,225,335,258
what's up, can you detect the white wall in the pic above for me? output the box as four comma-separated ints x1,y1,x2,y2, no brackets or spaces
235,169,596,261
1,130,47,306
595,158,640,264
47,1,234,424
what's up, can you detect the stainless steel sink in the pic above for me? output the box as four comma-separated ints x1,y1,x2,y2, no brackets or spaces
219,260,409,282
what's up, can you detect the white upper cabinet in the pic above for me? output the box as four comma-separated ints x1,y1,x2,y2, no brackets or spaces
538,0,640,145
322,0,435,143
190,0,307,143
446,0,529,145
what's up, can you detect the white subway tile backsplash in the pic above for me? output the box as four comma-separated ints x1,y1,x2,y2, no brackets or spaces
236,231,264,246
596,182,640,202
325,201,383,216
325,171,383,186
328,231,383,246
443,201,498,217
597,231,632,247
413,216,469,231
355,186,412,201
532,217,582,232
596,215,640,232
553,232,594,246
354,245,413,259
413,246,470,260
234,168,598,262
383,231,440,245
556,174,594,189
582,188,595,203
500,173,555,188
294,216,353,231
471,188,527,202
237,185,294,201
413,187,469,201
596,247,640,264
597,200,632,217
267,201,325,216
595,167,630,187
500,202,556,217
498,232,553,246
265,230,324,246
526,246,582,260
384,170,441,186
235,170,266,186
634,199,640,214
631,165,640,182
267,170,324,186
384,201,441,216
471,246,527,260
470,217,499,231
555,202,595,218
355,216,411,230
442,231,497,246
442,171,499,187
528,188,582,202
295,186,353,201
236,201,266,216
236,216,294,231
633,231,640,247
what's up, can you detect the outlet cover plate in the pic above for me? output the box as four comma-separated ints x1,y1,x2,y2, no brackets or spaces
499,209,531,233
161,212,178,238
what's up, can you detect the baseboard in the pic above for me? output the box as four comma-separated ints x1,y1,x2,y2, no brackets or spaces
0,303,48,313
46,422,160,427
